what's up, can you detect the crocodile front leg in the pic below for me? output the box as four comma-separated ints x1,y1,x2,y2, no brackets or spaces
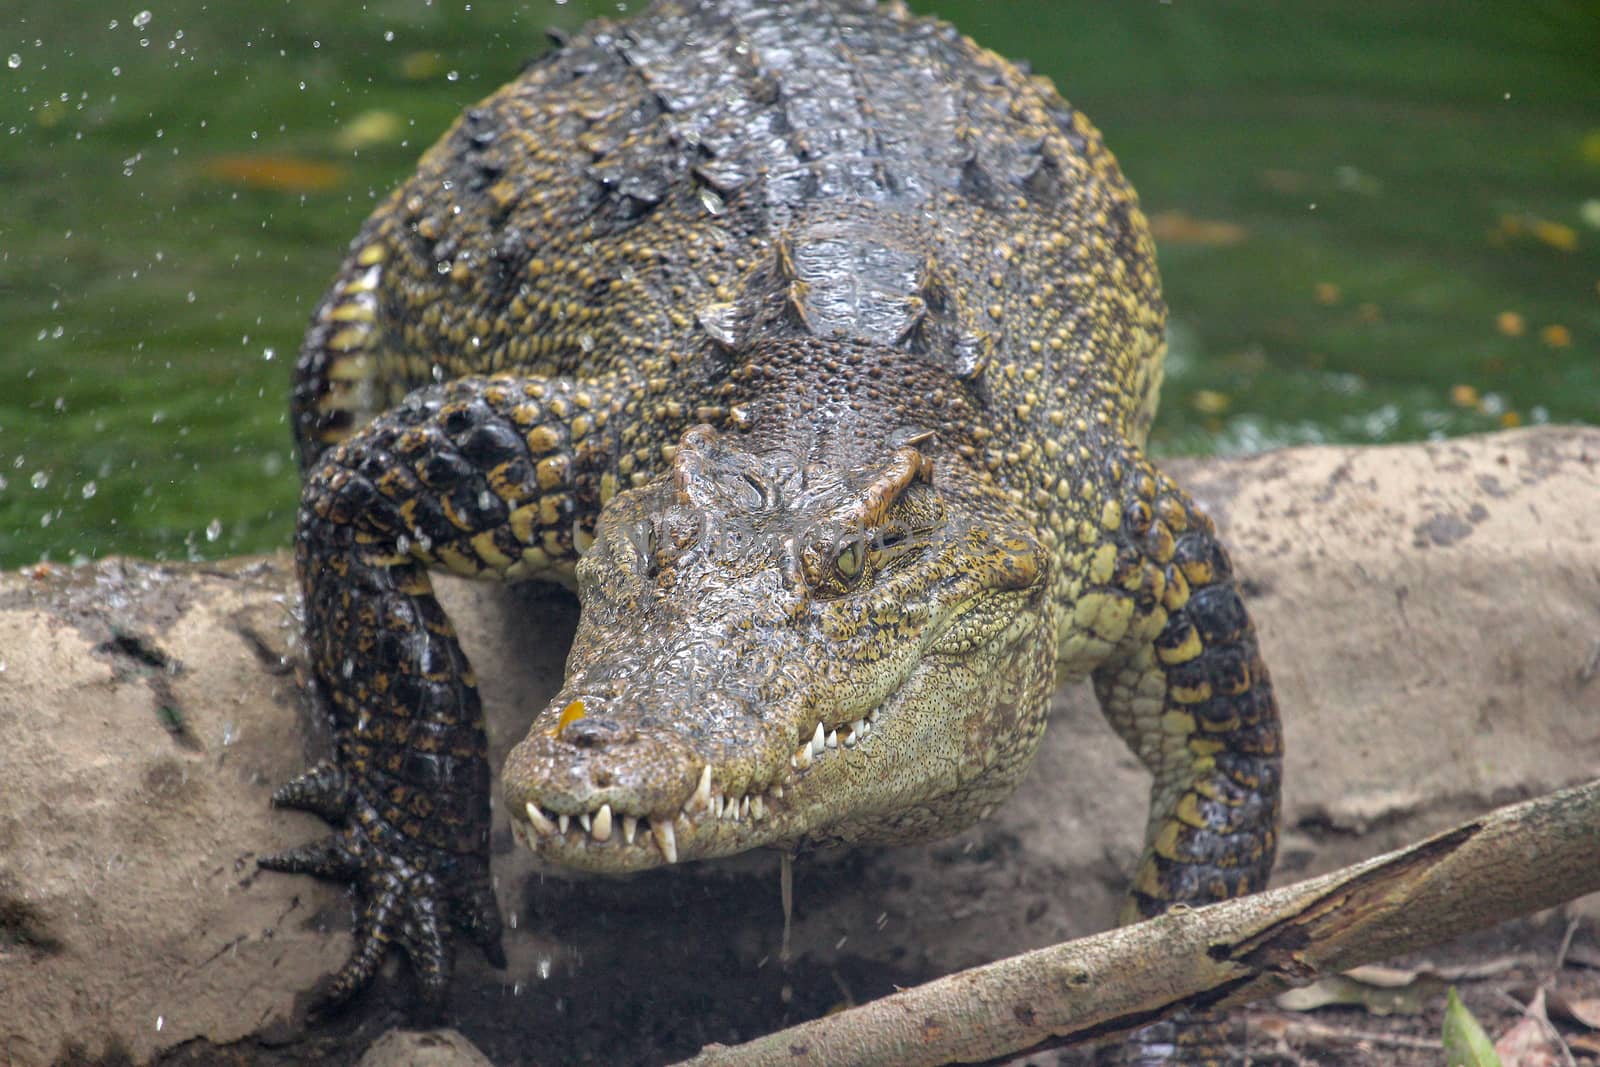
1062,448,1282,1066
260,373,627,1007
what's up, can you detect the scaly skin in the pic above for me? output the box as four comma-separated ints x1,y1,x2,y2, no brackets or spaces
261,1,1282,1059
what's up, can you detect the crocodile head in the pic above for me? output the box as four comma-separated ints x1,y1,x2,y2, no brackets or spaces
503,422,1057,871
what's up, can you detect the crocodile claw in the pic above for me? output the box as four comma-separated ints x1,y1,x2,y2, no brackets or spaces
259,765,504,1009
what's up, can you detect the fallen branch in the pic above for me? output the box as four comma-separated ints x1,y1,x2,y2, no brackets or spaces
677,778,1600,1067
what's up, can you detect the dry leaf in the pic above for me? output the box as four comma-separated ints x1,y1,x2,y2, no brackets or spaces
1495,1016,1560,1067
1278,969,1444,1016
1544,987,1600,1030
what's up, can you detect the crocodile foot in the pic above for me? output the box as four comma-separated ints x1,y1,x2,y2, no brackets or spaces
259,761,505,1010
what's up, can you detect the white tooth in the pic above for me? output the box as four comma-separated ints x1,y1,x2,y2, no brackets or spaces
842,727,857,748
751,795,764,820
525,802,557,837
790,754,798,769
853,718,866,737
592,803,612,842
623,814,638,844
653,819,678,864
825,729,839,749
772,784,783,799
811,721,826,754
795,744,812,770
724,795,737,820
866,708,878,723
739,795,750,819
579,812,592,833
558,813,570,835
693,764,713,812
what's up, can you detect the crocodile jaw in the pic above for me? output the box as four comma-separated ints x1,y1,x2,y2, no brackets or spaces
502,582,1056,874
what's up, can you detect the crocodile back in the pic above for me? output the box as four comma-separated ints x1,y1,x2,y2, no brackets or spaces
318,0,1165,492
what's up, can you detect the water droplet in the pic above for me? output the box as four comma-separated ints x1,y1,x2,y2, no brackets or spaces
132,10,152,29
205,518,222,542
262,346,276,361
81,481,97,499
698,187,725,216
383,30,395,42
446,70,460,82
6,54,21,70
537,956,552,980
30,470,48,489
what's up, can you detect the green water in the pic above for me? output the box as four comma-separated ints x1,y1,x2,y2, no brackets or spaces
2,1,1597,568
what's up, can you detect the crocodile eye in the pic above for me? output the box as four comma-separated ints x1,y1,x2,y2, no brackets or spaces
832,536,865,586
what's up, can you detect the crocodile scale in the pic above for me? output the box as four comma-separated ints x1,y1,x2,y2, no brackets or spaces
261,2,1282,1062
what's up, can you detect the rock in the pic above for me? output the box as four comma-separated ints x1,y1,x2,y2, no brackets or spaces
1,428,1596,1066
358,1029,495,1067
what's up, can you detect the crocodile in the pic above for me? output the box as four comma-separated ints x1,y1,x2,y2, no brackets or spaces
261,1,1282,1061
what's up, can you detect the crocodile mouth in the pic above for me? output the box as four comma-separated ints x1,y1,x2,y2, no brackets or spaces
507,706,882,870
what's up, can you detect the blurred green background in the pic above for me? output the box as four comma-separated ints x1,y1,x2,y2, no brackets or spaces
2,1,1597,568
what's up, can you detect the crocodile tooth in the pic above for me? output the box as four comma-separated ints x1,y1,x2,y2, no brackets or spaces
525,802,557,837
558,813,570,835
825,729,839,749
693,763,713,812
739,795,750,819
842,726,857,748
795,744,812,769
811,721,826,755
653,819,678,864
772,784,783,799
623,814,638,844
751,795,764,820
592,803,613,842
579,812,592,833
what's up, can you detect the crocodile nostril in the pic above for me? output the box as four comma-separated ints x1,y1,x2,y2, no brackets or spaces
591,769,615,787
561,716,623,749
